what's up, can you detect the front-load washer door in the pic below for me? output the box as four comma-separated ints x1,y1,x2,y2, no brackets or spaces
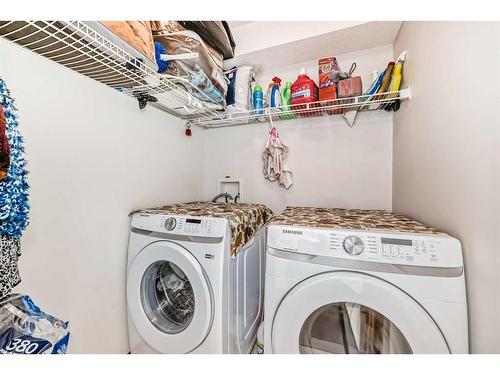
127,241,213,353
271,271,449,354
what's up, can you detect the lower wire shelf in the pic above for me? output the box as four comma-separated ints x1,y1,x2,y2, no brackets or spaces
187,87,411,128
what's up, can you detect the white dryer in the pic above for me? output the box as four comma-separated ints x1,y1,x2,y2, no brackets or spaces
264,208,468,354
127,212,265,353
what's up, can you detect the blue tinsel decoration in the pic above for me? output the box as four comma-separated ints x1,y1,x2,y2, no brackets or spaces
0,78,30,237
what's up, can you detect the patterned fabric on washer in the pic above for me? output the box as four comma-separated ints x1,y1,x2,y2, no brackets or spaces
131,202,274,256
0,235,21,300
270,206,441,234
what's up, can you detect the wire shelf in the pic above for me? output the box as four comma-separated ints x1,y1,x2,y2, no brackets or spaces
187,88,411,128
0,21,411,129
0,21,226,120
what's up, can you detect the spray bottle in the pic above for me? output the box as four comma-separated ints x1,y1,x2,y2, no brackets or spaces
269,76,282,108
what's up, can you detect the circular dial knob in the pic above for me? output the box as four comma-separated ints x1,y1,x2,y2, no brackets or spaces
343,235,364,255
164,217,177,231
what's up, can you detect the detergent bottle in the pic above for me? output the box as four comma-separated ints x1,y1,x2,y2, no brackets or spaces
253,84,264,114
280,81,294,120
291,68,319,117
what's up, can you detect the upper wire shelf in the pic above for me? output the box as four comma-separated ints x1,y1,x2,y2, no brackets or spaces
0,21,411,129
0,21,226,120
187,87,411,128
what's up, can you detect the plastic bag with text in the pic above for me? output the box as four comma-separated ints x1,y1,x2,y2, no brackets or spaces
0,294,69,354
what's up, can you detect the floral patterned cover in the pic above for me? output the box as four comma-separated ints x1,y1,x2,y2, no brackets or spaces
270,206,441,234
132,202,274,256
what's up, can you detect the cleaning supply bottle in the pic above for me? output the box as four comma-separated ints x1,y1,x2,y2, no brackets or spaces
253,84,264,114
291,68,319,117
269,76,282,108
280,81,294,120
388,51,407,93
384,50,408,111
264,83,273,108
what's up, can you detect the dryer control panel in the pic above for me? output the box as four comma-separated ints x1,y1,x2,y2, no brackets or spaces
267,225,463,268
131,213,227,238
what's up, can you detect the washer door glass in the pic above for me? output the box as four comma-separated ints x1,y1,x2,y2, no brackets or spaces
299,302,412,354
141,261,195,334
271,271,450,354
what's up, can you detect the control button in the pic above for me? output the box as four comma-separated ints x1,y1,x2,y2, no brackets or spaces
343,236,364,255
164,217,177,231
390,245,398,256
382,244,390,255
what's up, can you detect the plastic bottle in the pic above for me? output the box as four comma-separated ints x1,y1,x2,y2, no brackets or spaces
269,76,282,108
291,68,319,117
265,83,273,108
253,84,264,114
190,67,224,103
280,81,294,120
388,60,403,93
383,51,407,111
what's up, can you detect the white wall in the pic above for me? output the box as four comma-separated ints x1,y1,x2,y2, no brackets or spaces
203,45,395,215
0,39,203,353
393,22,500,353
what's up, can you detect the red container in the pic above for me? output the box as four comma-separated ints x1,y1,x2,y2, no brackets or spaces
318,57,343,115
291,68,319,118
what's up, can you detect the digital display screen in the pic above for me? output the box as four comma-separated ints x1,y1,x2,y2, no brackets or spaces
381,238,413,246
186,219,202,224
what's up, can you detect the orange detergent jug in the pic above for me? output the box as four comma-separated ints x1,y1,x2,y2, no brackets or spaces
291,68,319,117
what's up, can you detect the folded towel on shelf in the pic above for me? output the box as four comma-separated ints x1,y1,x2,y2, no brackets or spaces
102,21,156,63
179,21,235,59
151,21,224,69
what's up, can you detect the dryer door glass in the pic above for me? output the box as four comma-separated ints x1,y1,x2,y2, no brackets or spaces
299,302,412,354
141,261,195,334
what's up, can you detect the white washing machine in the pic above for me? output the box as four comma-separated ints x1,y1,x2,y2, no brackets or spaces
264,214,468,354
127,212,265,353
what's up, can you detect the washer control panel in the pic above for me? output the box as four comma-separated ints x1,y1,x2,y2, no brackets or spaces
330,232,443,265
131,213,226,238
267,225,463,268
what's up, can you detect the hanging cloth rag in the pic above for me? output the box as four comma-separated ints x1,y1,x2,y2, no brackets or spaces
0,105,10,180
262,119,293,189
0,235,21,300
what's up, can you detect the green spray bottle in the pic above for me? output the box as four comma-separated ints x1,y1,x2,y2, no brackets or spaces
280,81,295,120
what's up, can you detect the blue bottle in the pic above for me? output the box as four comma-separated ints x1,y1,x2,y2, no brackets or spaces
253,84,264,114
